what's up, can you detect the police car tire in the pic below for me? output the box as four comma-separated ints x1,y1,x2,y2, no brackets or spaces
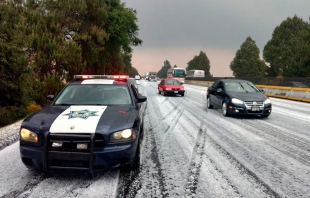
131,143,141,170
140,123,144,139
158,89,161,94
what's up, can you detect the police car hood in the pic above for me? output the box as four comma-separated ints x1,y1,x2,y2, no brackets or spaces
24,105,136,134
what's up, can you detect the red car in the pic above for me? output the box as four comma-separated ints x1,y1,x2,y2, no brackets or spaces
158,78,185,96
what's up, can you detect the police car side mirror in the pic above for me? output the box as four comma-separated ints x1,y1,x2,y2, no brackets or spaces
137,95,147,103
47,95,55,102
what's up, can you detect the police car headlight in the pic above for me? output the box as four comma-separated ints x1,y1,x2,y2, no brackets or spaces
264,98,271,104
20,128,38,143
232,98,244,104
110,129,136,143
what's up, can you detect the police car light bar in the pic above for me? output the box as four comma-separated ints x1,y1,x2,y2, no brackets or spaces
74,75,129,80
113,75,128,79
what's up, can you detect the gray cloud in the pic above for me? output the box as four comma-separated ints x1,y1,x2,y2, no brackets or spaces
123,0,310,76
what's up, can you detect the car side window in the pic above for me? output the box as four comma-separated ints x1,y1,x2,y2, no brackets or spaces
212,81,219,89
218,82,224,90
160,80,164,84
131,84,139,101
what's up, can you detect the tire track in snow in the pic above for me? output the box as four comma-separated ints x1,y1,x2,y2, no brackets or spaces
138,83,170,197
202,121,281,198
163,106,184,134
168,97,281,198
1,172,49,198
117,169,142,198
184,123,207,197
242,119,310,166
148,125,169,197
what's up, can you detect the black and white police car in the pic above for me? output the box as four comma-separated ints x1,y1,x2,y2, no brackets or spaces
20,75,147,175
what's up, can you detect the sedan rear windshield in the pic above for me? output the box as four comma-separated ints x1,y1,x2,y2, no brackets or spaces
54,84,132,105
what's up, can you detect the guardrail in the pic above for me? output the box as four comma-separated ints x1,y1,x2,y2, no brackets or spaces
185,80,310,103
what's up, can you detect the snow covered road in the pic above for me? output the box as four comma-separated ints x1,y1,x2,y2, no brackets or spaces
1,81,310,198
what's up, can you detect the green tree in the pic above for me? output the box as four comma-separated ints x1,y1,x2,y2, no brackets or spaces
187,51,212,77
263,15,310,77
0,0,30,126
78,0,142,75
230,36,267,78
21,0,142,104
23,0,88,82
157,60,172,78
129,67,139,77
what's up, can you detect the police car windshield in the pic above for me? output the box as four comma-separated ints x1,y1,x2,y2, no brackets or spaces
54,84,132,105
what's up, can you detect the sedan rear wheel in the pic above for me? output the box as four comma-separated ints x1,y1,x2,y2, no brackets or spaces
222,101,229,116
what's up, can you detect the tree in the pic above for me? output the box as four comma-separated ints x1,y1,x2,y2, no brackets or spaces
263,15,310,77
157,60,172,78
129,67,139,77
23,0,85,82
79,0,142,75
230,36,267,78
0,0,30,126
23,0,142,79
21,0,142,105
186,51,212,77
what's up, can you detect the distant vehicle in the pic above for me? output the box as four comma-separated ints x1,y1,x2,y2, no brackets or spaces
167,68,186,83
145,72,149,80
206,79,272,117
135,75,141,80
147,72,157,81
19,75,147,175
186,70,205,78
158,78,185,96
149,75,157,82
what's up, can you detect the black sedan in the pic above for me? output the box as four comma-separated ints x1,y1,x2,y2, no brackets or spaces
19,75,147,175
206,79,272,117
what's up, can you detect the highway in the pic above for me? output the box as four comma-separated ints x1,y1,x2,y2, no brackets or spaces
0,81,310,198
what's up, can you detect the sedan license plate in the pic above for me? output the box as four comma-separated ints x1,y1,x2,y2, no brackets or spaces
174,91,178,93
251,106,260,111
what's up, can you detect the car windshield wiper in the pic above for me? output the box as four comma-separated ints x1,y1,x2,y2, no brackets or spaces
239,83,248,93
246,83,259,92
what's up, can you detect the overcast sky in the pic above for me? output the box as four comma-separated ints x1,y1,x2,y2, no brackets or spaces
122,0,310,77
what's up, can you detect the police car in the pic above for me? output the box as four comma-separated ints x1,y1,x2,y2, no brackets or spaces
19,75,147,175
